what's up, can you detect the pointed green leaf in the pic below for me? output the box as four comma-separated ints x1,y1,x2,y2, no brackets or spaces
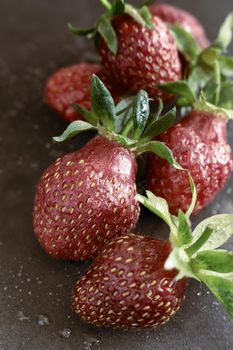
115,97,134,133
125,4,153,29
136,192,176,233
111,132,137,148
185,174,197,219
133,90,150,139
144,98,164,127
97,17,118,55
136,140,184,171
191,214,233,251
100,0,111,10
192,250,233,274
177,210,192,247
169,24,201,63
219,55,233,77
137,6,154,29
90,75,116,130
153,99,164,121
185,226,214,257
188,66,211,94
215,12,233,51
142,107,176,139
111,0,125,16
73,103,98,125
53,121,97,142
198,272,233,320
68,23,95,37
219,80,233,109
198,46,221,66
159,81,196,103
202,79,219,104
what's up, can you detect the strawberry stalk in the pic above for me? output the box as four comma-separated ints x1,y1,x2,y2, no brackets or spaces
137,189,233,320
53,75,182,172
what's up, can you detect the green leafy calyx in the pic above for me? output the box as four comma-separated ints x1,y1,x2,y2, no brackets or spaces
137,191,233,320
69,0,154,54
165,13,233,118
53,75,180,170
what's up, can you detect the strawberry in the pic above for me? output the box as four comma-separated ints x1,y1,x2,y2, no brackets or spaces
72,234,186,328
149,3,209,48
145,111,233,215
33,136,139,260
33,76,180,261
149,13,233,215
45,63,125,123
72,191,233,328
69,0,182,100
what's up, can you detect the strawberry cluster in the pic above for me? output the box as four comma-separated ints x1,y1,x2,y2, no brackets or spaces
34,1,233,329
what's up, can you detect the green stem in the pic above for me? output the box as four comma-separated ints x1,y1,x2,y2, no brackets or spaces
185,226,213,257
213,61,221,106
121,119,134,137
100,0,111,10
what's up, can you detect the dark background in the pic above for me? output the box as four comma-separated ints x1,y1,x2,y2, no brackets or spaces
0,0,233,349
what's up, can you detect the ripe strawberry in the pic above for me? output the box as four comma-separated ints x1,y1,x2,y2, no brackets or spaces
154,12,233,216
149,3,209,48
70,1,182,100
72,234,186,328
45,63,125,123
72,192,233,328
99,14,181,100
33,76,179,261
33,136,139,260
145,111,233,215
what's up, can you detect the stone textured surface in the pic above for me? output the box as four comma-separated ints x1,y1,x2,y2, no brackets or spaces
0,0,232,349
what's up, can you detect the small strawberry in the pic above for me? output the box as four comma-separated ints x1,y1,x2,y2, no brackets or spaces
145,110,233,215
72,191,233,328
72,234,186,328
69,0,182,100
45,63,125,123
146,13,233,215
33,76,179,261
149,3,209,48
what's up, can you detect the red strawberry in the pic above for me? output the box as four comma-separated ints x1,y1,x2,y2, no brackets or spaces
149,3,209,48
70,1,181,101
34,75,179,261
72,234,186,328
145,111,233,215
33,136,139,260
72,192,233,328
45,63,125,123
99,14,181,100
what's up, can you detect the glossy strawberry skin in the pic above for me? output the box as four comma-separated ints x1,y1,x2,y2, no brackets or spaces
99,14,181,101
45,63,125,122
33,136,140,261
145,111,233,215
149,3,209,48
72,234,186,329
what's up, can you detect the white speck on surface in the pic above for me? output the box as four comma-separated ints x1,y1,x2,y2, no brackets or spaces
58,328,72,339
83,335,100,350
17,311,30,322
37,314,50,326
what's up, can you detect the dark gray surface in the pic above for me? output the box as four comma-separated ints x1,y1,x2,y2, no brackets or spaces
0,0,233,349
